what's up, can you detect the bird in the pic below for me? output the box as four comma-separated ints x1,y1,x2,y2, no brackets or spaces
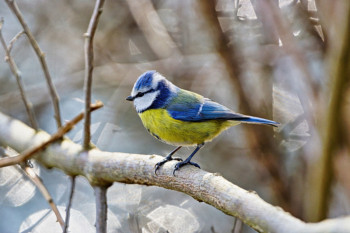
126,71,279,175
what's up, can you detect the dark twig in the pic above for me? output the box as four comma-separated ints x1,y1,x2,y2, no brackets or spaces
4,0,62,128
93,185,110,233
63,176,76,233
0,101,103,168
83,0,105,150
0,19,38,130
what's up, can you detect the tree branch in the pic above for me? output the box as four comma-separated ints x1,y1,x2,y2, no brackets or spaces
23,165,65,228
63,176,76,233
0,148,64,229
4,0,62,128
0,19,38,130
83,0,105,150
93,185,110,233
0,111,349,233
82,1,107,232
0,101,103,168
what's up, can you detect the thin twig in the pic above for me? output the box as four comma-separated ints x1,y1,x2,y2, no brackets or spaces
63,176,76,233
93,185,110,233
83,0,105,149
83,3,107,232
0,149,65,229
0,101,103,168
23,166,65,228
7,29,25,53
4,0,62,128
0,19,38,130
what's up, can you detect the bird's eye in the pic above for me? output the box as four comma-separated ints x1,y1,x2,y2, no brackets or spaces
136,92,144,97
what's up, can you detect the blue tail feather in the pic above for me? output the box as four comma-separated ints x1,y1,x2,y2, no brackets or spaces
238,116,280,127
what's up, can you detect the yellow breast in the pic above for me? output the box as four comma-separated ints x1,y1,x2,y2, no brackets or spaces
139,109,239,146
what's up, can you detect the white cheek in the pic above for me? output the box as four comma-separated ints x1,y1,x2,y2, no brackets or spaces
134,91,160,112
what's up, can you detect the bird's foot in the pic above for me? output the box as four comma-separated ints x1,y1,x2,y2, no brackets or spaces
173,161,201,176
155,156,182,175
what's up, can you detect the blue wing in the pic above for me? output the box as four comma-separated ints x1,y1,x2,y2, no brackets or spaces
167,91,279,126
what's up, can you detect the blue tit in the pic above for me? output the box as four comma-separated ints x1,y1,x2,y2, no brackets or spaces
126,71,279,175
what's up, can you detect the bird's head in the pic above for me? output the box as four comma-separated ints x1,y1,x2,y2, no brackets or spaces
126,71,178,113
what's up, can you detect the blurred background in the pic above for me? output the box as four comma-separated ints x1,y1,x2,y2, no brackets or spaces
0,0,349,232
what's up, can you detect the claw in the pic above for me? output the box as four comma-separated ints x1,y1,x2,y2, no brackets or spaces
172,161,201,176
154,157,183,175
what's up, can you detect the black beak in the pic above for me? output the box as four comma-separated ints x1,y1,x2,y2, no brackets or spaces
126,96,134,101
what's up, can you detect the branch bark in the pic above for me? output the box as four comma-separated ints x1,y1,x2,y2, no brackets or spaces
0,101,103,168
93,185,110,233
0,111,349,233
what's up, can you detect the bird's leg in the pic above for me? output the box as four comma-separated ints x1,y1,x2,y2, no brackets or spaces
155,146,182,175
173,143,204,176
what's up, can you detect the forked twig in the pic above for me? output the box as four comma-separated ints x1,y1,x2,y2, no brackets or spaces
7,29,25,52
4,0,62,128
0,101,103,168
0,19,38,130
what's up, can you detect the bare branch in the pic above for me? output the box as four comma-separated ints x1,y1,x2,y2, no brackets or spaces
93,185,110,233
63,176,76,233
0,149,65,229
23,165,65,228
0,19,38,130
4,0,62,128
0,111,349,233
83,0,105,149
0,101,103,168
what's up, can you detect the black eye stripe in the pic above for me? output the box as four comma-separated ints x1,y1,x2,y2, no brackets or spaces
136,92,144,97
135,89,154,98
